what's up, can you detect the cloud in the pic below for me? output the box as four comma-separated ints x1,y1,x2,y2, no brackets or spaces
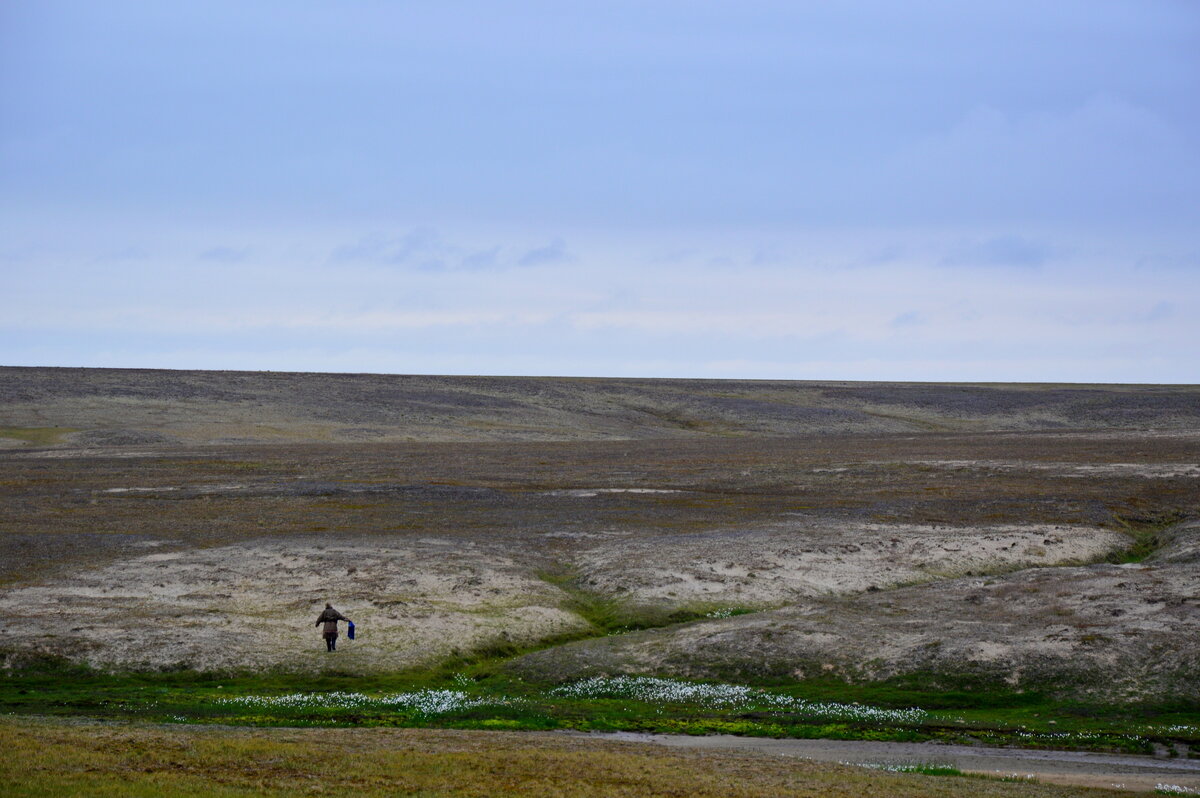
199,246,249,262
1134,301,1173,323
519,238,571,266
890,311,923,328
943,235,1052,268
4,212,1198,382
329,229,522,272
750,245,783,266
385,227,442,266
99,247,149,261
460,247,500,270
329,228,448,269
329,233,391,262
1,306,555,334
1134,252,1200,272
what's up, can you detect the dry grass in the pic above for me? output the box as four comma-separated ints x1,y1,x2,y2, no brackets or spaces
0,426,74,447
0,717,1127,798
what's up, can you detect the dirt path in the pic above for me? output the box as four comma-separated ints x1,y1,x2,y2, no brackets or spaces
589,732,1200,793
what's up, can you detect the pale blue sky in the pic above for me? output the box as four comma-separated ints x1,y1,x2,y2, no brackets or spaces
2,1,1198,381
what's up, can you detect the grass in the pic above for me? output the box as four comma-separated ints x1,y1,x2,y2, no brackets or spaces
535,564,757,634
0,426,75,446
2,661,1194,756
860,411,957,432
1105,509,1189,563
0,716,1135,798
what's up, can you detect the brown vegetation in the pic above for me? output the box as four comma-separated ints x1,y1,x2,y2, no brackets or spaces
0,717,1130,798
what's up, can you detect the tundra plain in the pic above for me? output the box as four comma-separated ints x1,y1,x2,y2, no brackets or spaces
2,367,1199,794
2,367,1198,698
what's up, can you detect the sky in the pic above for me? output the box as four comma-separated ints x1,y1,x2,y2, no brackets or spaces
2,1,1198,382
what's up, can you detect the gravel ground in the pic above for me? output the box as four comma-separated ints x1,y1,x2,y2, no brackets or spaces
595,732,1200,793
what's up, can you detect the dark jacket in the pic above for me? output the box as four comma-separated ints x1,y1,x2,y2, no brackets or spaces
316,607,348,635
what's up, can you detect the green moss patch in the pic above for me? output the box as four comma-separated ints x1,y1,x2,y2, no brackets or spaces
2,662,1194,756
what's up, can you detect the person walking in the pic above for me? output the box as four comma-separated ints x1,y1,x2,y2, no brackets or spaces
315,603,350,652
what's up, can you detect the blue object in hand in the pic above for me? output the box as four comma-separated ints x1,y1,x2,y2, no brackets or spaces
347,621,355,640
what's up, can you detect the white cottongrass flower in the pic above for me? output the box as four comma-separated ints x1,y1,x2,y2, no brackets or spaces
217,690,512,716
1155,785,1198,795
1005,729,1147,746
551,676,927,724
839,761,956,773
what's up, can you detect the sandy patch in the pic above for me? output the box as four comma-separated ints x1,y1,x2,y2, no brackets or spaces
0,537,587,673
544,488,686,498
512,559,1200,700
101,484,252,494
103,486,181,493
903,460,1200,478
7,449,166,459
573,523,1129,606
